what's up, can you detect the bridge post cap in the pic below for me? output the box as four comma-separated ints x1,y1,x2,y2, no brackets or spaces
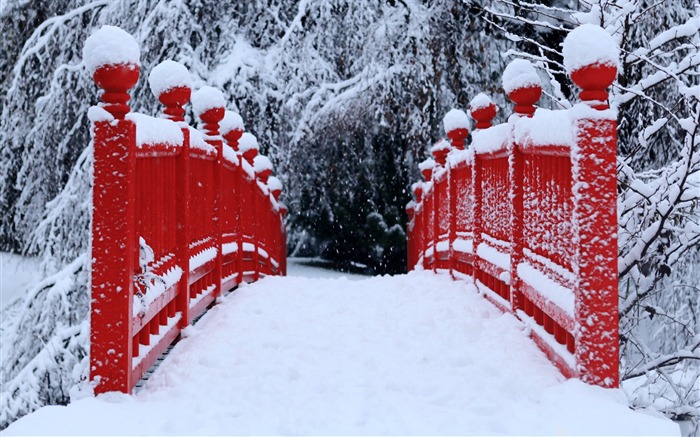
563,24,619,109
418,158,435,181
412,182,423,202
469,93,497,129
148,60,192,122
430,139,451,165
268,176,283,200
406,202,416,220
221,110,245,149
239,132,259,164
503,59,541,117
443,109,470,151
192,86,226,122
254,155,273,183
84,26,141,120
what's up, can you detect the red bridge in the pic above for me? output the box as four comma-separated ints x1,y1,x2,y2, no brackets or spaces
86,24,619,397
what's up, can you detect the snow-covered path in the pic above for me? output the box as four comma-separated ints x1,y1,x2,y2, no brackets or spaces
5,267,677,435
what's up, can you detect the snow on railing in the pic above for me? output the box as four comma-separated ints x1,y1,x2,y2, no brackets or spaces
85,26,287,395
407,24,619,388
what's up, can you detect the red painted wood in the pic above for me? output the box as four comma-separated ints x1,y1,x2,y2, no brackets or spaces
406,59,619,388
89,53,286,395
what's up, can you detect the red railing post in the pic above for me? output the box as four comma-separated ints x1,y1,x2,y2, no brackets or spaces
241,136,259,281
254,154,273,277
419,160,434,269
444,109,470,278
86,27,140,394
222,110,245,285
564,25,620,388
150,60,193,328
504,63,541,313
193,87,225,297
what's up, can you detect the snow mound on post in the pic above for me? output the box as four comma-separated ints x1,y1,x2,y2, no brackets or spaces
562,24,619,74
220,110,245,135
430,139,451,153
443,109,470,133
148,60,191,97
418,158,435,171
267,176,283,192
238,132,259,153
469,93,496,111
191,86,225,117
82,25,140,74
125,112,183,147
254,155,273,174
502,59,540,93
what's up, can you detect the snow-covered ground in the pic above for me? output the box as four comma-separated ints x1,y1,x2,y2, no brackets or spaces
4,269,678,435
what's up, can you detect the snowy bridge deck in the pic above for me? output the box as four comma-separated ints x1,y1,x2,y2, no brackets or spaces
5,264,674,435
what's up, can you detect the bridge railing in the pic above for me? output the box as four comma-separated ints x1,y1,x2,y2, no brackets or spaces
407,25,619,388
85,26,287,395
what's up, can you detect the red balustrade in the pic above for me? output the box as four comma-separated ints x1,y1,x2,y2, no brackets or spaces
407,35,619,388
88,29,286,395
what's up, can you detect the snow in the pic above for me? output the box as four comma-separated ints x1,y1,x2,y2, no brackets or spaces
125,112,183,147
187,126,216,154
472,123,510,155
417,158,435,171
82,25,140,74
147,60,191,97
476,242,511,271
562,24,620,75
430,138,451,154
221,144,238,166
3,270,677,436
517,262,575,317
469,93,496,111
134,265,183,317
87,106,114,123
191,86,226,117
222,242,238,256
220,110,244,135
237,132,259,153
253,155,273,174
0,253,42,311
514,108,575,146
442,108,470,133
446,148,472,167
502,59,540,94
189,247,217,271
267,176,283,193
452,238,473,254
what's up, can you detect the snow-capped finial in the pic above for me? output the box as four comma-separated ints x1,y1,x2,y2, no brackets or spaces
443,109,470,150
406,201,416,221
149,60,191,122
469,93,497,129
84,25,140,119
268,176,283,200
83,25,140,74
192,86,225,138
221,110,245,150
502,59,541,117
419,158,436,181
430,139,452,165
563,24,619,110
238,132,259,165
254,155,273,183
411,182,423,202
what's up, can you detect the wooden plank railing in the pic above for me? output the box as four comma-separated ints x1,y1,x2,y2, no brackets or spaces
86,27,287,394
407,25,619,388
